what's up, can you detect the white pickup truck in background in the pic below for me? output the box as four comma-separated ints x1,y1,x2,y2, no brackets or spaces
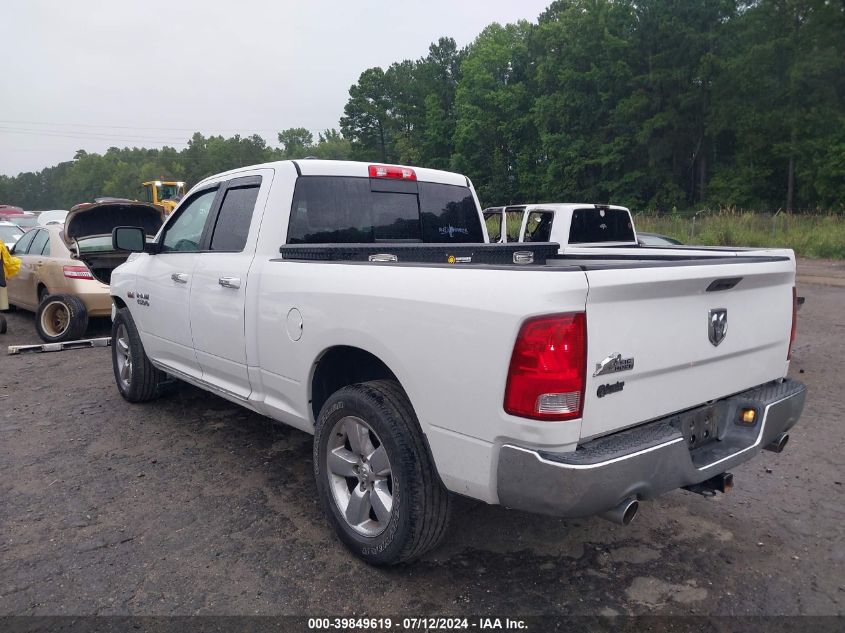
108,160,805,565
485,202,739,253
483,203,639,250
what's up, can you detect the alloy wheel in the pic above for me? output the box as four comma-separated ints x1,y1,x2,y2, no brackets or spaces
326,415,394,537
115,324,132,390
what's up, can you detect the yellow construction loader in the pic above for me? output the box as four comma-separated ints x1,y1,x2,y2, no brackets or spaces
139,180,186,215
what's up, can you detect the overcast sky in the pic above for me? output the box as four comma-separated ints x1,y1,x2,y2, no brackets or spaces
1,0,553,176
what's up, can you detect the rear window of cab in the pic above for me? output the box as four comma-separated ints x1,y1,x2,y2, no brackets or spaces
287,176,484,244
568,208,635,244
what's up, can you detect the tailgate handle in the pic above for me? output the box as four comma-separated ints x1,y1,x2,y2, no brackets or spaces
707,277,743,292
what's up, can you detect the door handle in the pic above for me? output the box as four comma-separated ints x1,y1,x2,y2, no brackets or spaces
218,276,241,289
171,273,189,284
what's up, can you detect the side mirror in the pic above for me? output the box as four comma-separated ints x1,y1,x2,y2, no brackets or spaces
112,226,147,253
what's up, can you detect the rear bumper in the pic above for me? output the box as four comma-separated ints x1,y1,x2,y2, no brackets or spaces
497,379,806,518
67,283,111,316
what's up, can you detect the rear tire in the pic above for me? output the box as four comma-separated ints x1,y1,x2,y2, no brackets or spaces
111,307,167,402
314,380,451,565
35,294,88,342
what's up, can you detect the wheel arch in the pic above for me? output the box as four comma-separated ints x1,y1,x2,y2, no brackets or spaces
310,345,403,422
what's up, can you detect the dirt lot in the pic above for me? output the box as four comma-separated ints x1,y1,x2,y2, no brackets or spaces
0,268,843,617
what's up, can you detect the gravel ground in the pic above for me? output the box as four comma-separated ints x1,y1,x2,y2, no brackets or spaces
0,278,842,617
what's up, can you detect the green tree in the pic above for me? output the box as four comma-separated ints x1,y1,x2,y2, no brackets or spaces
278,127,315,158
311,129,352,160
710,0,845,210
452,22,538,205
341,67,394,161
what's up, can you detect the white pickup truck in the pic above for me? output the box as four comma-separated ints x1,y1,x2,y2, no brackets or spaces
109,160,805,565
483,203,639,249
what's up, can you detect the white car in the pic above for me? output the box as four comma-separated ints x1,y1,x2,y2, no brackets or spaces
0,220,24,250
109,160,805,565
37,210,69,226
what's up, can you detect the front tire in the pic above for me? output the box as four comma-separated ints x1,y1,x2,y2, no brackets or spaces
35,294,88,342
111,307,167,402
314,380,451,565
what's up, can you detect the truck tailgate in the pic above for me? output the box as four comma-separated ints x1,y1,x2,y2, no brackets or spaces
580,256,795,440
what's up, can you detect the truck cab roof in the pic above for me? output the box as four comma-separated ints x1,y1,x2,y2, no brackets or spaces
193,159,470,190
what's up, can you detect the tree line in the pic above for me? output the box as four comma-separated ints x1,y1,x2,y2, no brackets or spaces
2,0,843,213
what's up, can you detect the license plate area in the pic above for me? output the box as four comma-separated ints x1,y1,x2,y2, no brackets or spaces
670,404,719,451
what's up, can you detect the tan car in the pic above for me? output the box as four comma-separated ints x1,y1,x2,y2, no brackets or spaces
7,200,163,342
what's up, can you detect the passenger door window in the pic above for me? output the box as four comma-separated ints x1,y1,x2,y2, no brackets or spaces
11,229,37,254
505,210,524,242
160,188,218,253
484,211,503,242
524,211,554,242
28,230,50,256
209,184,261,252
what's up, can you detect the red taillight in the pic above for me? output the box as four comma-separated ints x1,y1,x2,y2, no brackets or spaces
368,164,417,181
504,313,587,421
63,265,94,280
788,286,797,360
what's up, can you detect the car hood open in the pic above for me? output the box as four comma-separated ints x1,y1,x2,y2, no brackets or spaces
63,200,164,247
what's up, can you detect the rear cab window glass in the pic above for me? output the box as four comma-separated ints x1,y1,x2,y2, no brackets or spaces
287,177,483,244
568,208,635,244
210,183,261,251
524,211,554,242
418,182,483,243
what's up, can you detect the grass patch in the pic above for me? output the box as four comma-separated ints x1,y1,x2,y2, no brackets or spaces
635,212,845,259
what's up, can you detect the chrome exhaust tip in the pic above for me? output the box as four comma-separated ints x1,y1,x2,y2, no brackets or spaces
764,433,789,453
599,497,639,526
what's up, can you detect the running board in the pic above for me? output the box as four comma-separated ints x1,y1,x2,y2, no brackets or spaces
8,337,111,355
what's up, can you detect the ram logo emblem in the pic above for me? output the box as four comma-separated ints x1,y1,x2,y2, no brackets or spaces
708,308,728,346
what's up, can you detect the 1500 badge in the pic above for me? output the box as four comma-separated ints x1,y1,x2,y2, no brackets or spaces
127,291,150,306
